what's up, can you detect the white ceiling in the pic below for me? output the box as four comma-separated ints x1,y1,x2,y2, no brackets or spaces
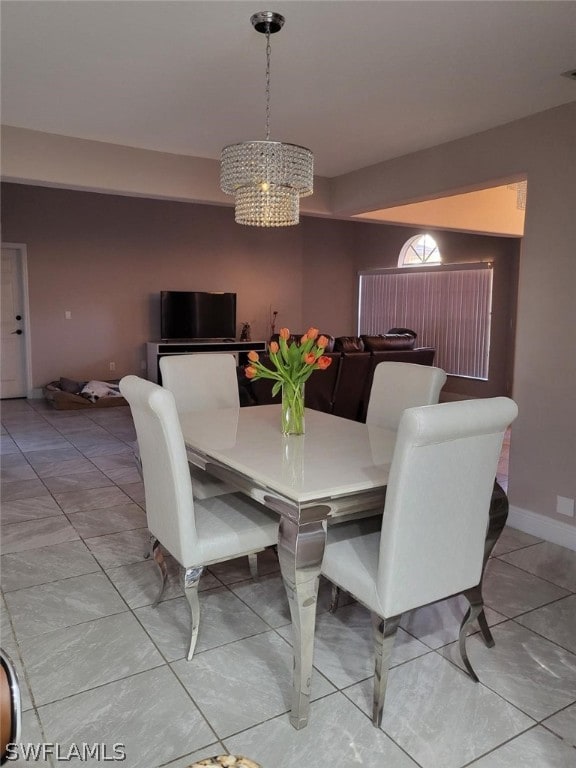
2,1,575,179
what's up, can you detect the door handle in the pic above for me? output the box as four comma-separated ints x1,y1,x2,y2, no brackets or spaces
11,329,23,335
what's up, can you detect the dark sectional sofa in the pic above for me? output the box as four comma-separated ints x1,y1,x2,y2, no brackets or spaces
245,334,436,423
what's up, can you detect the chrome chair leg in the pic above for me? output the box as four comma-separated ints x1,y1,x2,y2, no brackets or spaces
150,537,168,608
248,552,259,581
183,565,204,661
133,449,143,478
469,480,507,651
456,482,507,672
143,531,152,560
371,612,401,727
328,584,340,613
459,586,484,682
476,608,495,647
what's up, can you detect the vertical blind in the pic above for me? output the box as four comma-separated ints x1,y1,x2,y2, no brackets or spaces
358,264,493,379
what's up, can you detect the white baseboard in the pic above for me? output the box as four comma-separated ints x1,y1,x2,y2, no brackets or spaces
508,505,576,552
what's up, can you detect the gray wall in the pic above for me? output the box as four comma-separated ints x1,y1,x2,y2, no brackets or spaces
2,183,516,403
332,102,576,528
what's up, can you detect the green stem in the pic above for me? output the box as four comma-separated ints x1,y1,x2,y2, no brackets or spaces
281,382,305,435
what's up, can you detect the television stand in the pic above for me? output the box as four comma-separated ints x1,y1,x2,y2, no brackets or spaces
146,339,267,384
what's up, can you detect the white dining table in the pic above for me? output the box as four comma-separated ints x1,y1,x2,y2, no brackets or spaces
180,404,397,729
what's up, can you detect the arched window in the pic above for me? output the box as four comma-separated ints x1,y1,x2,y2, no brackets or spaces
359,233,493,379
398,234,442,267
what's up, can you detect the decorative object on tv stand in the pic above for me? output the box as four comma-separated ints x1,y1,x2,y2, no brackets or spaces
245,328,332,435
239,322,252,342
220,11,314,227
270,309,278,337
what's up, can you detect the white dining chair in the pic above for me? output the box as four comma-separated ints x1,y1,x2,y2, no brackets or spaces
159,353,239,500
366,361,447,430
159,353,240,413
329,360,448,612
321,396,518,726
120,375,279,660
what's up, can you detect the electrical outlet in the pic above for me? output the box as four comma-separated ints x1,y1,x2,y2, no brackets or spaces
109,362,116,372
65,310,72,320
556,496,575,517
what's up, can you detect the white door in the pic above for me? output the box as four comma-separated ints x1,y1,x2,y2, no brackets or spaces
1,245,29,398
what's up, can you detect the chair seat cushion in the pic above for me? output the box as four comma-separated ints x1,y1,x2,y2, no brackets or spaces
194,492,279,565
323,516,383,614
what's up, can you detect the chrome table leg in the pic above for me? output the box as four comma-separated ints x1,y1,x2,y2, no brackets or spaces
276,514,327,729
328,584,340,613
183,565,204,661
150,537,168,608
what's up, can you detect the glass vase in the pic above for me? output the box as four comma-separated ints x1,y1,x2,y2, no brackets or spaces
281,382,305,435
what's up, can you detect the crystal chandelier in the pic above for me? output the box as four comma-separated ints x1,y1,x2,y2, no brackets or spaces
220,11,313,227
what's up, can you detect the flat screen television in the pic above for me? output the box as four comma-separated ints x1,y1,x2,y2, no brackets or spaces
160,291,237,340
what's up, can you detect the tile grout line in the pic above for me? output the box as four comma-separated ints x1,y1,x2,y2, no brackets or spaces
493,550,576,593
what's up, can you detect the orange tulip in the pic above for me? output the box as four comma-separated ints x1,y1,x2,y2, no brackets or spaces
247,350,259,363
317,335,329,349
269,341,279,354
245,366,258,379
300,334,309,344
303,352,316,365
317,356,332,370
306,327,319,340
279,328,290,340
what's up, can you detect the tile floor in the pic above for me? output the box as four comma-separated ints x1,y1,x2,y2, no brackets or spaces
1,399,575,768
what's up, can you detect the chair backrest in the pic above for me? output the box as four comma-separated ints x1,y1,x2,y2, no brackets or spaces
366,361,447,430
377,397,518,616
119,375,198,566
159,353,239,413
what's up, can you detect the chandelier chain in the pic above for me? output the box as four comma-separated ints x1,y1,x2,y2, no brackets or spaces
265,31,271,140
